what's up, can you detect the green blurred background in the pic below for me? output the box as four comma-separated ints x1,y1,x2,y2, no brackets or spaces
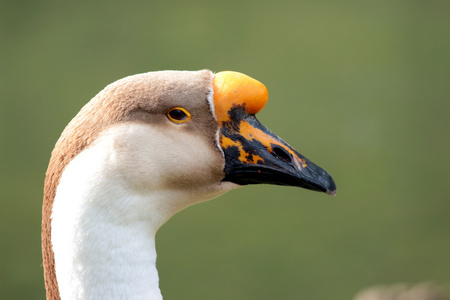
1,0,449,299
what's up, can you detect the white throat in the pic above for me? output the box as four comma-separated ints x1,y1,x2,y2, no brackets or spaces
51,123,235,300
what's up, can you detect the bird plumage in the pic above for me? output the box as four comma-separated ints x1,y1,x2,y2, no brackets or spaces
42,70,336,299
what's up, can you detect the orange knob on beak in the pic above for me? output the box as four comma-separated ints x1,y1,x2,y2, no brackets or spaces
213,71,336,195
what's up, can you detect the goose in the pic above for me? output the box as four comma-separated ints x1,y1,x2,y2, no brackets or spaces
42,70,336,300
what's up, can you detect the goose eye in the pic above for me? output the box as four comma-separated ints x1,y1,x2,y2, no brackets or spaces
167,107,191,123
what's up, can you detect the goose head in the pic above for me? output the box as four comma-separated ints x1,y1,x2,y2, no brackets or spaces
42,70,336,300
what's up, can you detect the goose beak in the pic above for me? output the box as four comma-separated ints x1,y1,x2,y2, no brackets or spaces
213,71,336,195
219,110,336,195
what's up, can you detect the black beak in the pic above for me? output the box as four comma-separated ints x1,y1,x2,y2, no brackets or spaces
219,108,336,195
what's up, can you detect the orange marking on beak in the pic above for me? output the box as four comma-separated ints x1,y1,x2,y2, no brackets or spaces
213,71,307,169
239,121,308,168
220,136,264,164
213,71,269,123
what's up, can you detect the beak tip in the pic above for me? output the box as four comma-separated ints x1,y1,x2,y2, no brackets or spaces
326,189,337,196
318,174,336,196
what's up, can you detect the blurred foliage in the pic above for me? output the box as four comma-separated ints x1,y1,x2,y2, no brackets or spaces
1,0,449,299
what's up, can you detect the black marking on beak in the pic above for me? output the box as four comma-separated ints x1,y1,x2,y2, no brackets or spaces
220,106,336,195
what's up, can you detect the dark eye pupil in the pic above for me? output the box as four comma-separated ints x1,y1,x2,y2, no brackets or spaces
169,109,187,120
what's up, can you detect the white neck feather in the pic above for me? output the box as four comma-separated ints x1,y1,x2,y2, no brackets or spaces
51,123,235,300
52,148,164,300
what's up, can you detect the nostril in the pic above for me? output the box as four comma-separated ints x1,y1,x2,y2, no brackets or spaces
271,145,292,164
